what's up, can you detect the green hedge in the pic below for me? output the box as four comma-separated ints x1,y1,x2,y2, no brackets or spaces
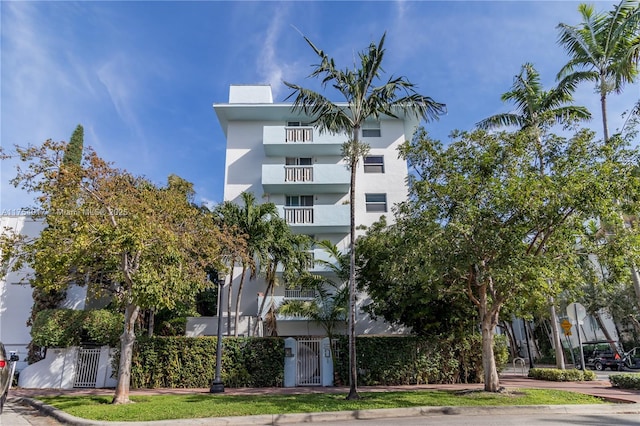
128,334,508,389
130,337,284,388
610,373,640,389
332,334,508,386
31,309,123,347
528,368,597,381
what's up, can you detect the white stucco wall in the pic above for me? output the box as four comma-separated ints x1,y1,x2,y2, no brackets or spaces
0,216,87,370
0,216,46,369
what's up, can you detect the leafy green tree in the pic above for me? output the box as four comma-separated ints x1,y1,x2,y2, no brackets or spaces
395,127,639,391
357,217,478,337
284,32,446,399
477,62,592,368
213,192,276,336
557,0,640,142
1,140,229,404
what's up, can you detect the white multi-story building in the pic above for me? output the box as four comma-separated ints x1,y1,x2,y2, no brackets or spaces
188,84,421,338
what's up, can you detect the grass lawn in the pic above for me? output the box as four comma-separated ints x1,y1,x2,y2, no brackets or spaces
36,389,605,422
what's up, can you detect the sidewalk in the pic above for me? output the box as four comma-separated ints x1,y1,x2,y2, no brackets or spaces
8,371,640,425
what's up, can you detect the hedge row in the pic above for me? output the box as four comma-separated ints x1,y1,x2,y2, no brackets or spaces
332,334,508,386
129,334,508,388
31,309,123,347
610,373,640,389
130,337,284,388
528,368,597,381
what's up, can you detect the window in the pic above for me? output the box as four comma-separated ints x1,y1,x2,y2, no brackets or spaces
286,157,313,166
286,195,314,207
362,121,381,137
365,193,387,212
364,156,384,173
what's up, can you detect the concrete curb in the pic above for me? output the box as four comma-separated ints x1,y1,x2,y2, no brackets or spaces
10,396,640,426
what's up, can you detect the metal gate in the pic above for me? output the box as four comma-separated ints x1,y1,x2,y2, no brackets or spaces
296,338,322,386
73,347,101,388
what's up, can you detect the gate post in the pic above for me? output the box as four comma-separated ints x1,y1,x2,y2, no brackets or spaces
283,338,297,387
320,337,333,387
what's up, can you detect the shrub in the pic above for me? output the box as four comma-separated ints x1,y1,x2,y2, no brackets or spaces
130,336,284,388
129,334,509,389
610,374,640,389
333,334,508,386
31,309,123,348
528,367,597,381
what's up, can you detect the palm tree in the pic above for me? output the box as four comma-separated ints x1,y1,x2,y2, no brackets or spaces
284,32,445,399
254,217,313,336
557,0,640,142
278,240,349,344
477,62,591,172
214,192,277,337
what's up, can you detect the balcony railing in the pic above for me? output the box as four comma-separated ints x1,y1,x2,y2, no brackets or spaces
284,207,314,224
284,288,316,299
285,127,313,143
284,166,313,182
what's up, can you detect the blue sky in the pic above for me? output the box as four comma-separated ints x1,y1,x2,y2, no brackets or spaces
2,1,639,211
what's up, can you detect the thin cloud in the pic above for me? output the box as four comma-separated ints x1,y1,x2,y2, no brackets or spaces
257,5,286,98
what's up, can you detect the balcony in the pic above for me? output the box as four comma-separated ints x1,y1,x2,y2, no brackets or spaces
263,126,347,157
275,248,340,275
277,205,349,234
262,164,350,195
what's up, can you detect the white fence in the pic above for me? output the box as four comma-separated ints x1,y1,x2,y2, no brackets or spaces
18,346,117,389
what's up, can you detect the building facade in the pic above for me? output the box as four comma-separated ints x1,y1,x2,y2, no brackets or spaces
187,84,421,338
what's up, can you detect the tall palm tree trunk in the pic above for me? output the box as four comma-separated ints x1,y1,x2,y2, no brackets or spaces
600,83,609,142
347,137,359,400
234,265,247,337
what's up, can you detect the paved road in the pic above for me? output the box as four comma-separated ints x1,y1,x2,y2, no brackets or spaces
292,413,640,426
1,401,63,426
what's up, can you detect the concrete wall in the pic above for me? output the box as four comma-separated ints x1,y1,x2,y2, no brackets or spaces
0,216,87,371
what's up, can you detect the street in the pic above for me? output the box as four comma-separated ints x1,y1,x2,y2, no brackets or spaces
290,413,640,426
1,401,62,426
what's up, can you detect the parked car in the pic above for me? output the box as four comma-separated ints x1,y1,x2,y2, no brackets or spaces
578,340,621,371
0,342,12,414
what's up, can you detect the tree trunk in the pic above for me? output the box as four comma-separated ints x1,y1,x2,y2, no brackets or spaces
147,309,155,338
346,143,359,401
594,310,619,354
481,309,500,392
600,81,609,143
631,268,640,310
113,302,139,404
253,276,274,336
234,266,246,337
226,276,233,336
499,320,517,359
549,298,565,369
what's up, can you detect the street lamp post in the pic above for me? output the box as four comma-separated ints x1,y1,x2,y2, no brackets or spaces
210,270,225,393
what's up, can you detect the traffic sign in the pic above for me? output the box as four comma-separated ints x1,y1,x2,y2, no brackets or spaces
567,302,587,325
560,319,572,335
